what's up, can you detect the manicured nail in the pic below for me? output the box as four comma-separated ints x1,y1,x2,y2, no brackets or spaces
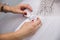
32,20,34,21
24,13,27,15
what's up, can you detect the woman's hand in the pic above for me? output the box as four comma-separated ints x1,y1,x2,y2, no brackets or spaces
16,18,42,39
0,18,42,40
3,4,32,15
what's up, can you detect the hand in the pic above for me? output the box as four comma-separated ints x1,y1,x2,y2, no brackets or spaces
4,4,32,15
16,18,42,39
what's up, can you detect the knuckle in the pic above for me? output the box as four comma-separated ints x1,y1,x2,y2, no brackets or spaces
32,24,36,28
38,20,41,24
30,27,36,31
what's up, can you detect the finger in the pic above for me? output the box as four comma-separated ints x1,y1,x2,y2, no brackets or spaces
23,4,33,11
36,18,41,25
33,22,42,33
16,10,27,14
34,18,41,26
26,5,33,11
31,24,41,35
33,25,41,32
30,20,34,23
20,11,27,14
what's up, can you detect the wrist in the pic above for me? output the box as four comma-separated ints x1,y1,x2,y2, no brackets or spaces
3,5,13,12
0,3,12,13
14,31,24,40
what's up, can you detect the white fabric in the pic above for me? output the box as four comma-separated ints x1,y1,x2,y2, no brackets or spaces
0,0,60,40
15,0,60,40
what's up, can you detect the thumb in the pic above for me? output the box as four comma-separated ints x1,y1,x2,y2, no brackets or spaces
16,10,27,14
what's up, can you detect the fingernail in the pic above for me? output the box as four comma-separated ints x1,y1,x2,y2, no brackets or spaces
32,20,34,21
24,13,27,15
37,18,39,19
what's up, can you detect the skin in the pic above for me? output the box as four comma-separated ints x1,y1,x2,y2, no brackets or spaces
3,4,32,14
0,18,41,40
0,4,42,40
